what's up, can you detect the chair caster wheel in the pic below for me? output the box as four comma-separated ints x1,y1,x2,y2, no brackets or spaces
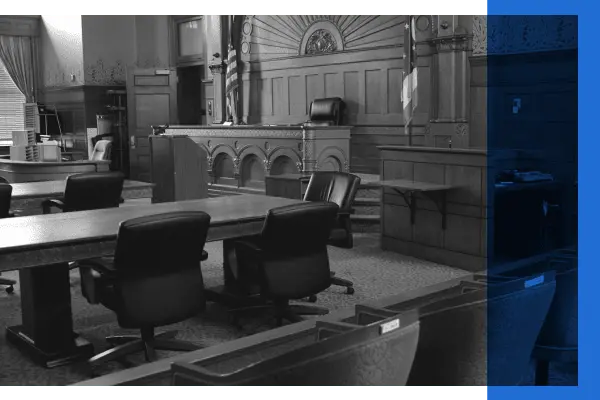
5,285,14,294
346,287,355,295
308,295,317,303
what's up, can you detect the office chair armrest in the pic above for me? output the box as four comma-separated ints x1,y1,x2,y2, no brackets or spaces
201,250,208,261
78,257,117,277
41,198,65,214
337,208,355,217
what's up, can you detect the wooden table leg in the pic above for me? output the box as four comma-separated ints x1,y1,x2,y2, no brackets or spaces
5,263,94,368
204,239,263,308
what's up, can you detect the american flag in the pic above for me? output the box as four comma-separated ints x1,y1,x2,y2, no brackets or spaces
225,44,238,98
402,15,418,135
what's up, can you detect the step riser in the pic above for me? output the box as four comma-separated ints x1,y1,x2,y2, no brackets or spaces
356,187,381,199
354,205,380,216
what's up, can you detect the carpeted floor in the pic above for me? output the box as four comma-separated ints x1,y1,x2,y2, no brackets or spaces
0,234,470,385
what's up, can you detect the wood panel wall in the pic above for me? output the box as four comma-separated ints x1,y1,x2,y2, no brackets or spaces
235,15,435,175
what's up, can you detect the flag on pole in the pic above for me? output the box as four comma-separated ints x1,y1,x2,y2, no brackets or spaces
225,16,239,122
225,44,238,97
402,15,418,135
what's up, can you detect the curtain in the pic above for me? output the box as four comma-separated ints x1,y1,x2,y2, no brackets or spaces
0,35,37,103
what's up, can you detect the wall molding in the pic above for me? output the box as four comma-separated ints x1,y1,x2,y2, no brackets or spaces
472,15,577,56
0,16,40,37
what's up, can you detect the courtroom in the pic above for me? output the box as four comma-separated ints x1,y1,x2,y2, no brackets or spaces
0,14,577,386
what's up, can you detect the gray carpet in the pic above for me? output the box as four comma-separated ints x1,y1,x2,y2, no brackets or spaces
0,234,469,385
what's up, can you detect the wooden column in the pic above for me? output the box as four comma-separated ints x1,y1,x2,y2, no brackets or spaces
427,16,473,149
208,62,227,124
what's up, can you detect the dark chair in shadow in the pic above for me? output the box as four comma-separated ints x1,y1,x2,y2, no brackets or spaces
0,182,16,293
533,250,578,385
303,171,361,295
171,310,420,385
230,201,339,326
400,272,556,385
501,249,578,385
42,171,126,270
78,211,211,368
42,171,125,214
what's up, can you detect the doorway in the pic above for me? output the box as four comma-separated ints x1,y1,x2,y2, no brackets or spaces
177,65,205,125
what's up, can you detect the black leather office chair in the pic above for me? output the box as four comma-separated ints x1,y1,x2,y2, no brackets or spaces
305,97,345,126
78,211,211,368
303,171,361,295
42,171,125,214
231,202,339,326
0,183,16,294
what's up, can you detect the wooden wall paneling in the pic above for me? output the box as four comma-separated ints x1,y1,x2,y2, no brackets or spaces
289,75,305,116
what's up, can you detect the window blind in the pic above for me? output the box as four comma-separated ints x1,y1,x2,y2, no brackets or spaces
0,58,25,143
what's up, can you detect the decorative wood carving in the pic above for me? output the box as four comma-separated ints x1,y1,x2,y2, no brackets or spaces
241,15,406,60
162,126,350,187
472,15,577,56
305,29,338,54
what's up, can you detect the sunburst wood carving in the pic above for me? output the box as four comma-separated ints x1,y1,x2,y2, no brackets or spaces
240,15,406,60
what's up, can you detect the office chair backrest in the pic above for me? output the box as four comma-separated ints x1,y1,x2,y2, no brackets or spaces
303,171,361,211
308,97,344,126
406,273,556,386
63,171,125,212
90,139,112,161
113,211,211,328
171,312,420,385
258,202,338,298
0,183,12,219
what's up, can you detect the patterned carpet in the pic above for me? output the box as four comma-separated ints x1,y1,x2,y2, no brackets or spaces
0,234,469,385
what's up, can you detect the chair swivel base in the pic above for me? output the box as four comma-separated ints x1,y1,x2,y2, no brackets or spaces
0,278,15,294
6,325,94,368
89,329,200,368
330,271,355,294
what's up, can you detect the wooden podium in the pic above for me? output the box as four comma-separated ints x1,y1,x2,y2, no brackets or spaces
149,135,209,203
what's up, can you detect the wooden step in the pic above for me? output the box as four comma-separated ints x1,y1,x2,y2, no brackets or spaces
351,214,380,233
353,197,380,216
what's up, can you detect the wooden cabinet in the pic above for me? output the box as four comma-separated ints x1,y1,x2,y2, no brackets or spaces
149,135,208,203
265,174,311,200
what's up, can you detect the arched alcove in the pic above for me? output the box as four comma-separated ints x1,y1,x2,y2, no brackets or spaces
241,154,265,188
270,155,299,176
318,156,342,172
213,153,236,185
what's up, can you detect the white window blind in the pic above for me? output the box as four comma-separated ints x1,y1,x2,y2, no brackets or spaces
0,58,26,144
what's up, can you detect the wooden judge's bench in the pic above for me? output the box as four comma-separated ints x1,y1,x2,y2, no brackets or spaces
152,124,351,192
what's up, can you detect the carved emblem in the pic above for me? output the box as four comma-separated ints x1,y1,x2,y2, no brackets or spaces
305,29,338,54
233,157,240,169
296,161,303,172
455,124,468,136
263,159,272,172
207,156,213,168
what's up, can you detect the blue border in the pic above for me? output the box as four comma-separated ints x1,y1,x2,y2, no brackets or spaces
487,1,594,399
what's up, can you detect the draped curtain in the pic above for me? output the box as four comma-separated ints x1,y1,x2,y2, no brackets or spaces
0,35,38,102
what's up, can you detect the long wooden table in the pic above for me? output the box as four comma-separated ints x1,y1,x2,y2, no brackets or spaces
9,180,155,216
0,194,305,368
